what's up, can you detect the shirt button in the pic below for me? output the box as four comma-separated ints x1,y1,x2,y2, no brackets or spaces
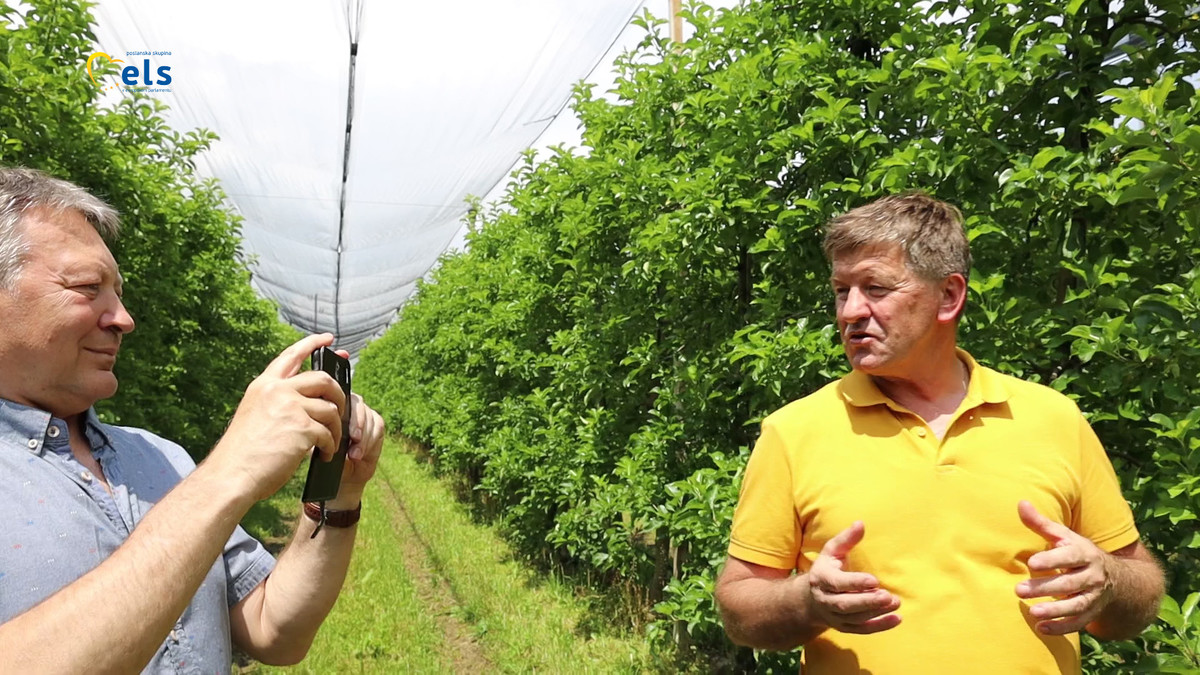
80,470,94,482
26,438,38,449
47,426,60,438
916,428,927,438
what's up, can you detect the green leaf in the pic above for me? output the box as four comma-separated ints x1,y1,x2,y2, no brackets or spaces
1116,183,1158,205
1160,595,1184,632
1150,414,1177,431
1031,146,1068,170
1182,592,1199,624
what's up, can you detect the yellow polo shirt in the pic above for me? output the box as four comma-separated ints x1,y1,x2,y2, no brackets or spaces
728,350,1138,674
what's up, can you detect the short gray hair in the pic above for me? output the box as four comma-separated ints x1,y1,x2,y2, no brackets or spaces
0,166,120,288
822,192,971,282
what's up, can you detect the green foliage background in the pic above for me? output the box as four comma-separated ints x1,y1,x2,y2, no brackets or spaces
0,0,296,457
358,0,1200,670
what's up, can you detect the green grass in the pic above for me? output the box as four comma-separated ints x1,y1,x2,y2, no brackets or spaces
238,457,447,673
237,438,656,673
266,487,447,673
375,441,655,673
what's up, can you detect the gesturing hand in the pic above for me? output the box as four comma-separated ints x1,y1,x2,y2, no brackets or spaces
807,521,902,634
1015,500,1115,635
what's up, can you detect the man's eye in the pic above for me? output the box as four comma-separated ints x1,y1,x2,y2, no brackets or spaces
867,285,889,296
74,284,101,295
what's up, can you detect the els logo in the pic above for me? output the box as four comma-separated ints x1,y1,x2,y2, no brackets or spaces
86,51,173,92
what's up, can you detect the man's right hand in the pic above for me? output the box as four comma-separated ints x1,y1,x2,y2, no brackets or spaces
805,521,902,634
0,333,351,674
207,333,347,503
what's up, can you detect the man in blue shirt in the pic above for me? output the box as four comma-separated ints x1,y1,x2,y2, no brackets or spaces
0,166,386,672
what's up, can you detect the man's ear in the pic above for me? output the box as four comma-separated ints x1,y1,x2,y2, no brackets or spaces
937,273,968,323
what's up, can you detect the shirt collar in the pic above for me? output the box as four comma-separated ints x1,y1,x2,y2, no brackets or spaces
0,398,113,453
82,407,114,449
837,348,1010,411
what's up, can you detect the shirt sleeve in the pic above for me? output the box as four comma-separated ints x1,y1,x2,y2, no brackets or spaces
115,424,278,607
728,419,802,570
223,524,276,607
1072,412,1139,553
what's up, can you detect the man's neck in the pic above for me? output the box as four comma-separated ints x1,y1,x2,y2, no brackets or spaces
64,411,112,491
870,350,969,420
66,412,88,439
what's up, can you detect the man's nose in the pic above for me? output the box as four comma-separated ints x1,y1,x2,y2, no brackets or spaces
839,287,871,323
104,296,136,334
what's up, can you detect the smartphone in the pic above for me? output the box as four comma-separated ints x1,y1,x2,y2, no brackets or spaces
301,346,352,502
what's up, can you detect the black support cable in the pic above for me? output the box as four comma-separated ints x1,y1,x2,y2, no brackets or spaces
334,0,364,341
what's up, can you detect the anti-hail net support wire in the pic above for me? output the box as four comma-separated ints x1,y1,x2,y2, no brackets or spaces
334,0,364,342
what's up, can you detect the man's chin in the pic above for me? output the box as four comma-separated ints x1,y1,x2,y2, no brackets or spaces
44,377,117,419
847,350,890,374
85,374,120,403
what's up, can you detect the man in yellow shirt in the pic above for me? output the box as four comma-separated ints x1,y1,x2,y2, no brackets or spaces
715,193,1165,673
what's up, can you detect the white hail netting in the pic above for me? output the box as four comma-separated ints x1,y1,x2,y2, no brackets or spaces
90,0,644,355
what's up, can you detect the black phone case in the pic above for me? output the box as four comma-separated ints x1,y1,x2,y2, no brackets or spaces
301,347,352,502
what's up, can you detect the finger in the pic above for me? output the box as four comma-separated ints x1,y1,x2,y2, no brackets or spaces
820,521,866,560
1016,570,1090,599
263,333,335,379
1018,500,1073,544
356,409,386,463
348,417,368,461
1028,591,1096,621
301,397,343,452
334,348,350,360
290,371,348,413
307,419,337,462
1033,602,1100,636
1035,612,1095,635
349,393,366,442
349,406,378,460
812,567,880,593
833,602,900,626
840,613,902,634
818,588,899,617
1026,545,1089,573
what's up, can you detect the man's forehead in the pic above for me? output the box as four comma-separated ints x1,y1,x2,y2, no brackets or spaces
21,206,103,240
59,258,123,281
20,209,121,276
830,243,908,276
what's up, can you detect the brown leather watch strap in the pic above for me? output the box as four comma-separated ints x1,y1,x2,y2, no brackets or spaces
303,501,361,535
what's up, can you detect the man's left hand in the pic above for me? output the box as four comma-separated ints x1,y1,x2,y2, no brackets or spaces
1015,500,1115,635
327,358,385,510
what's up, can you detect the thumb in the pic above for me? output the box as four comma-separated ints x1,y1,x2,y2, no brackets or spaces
1017,500,1071,543
821,520,866,560
263,333,335,379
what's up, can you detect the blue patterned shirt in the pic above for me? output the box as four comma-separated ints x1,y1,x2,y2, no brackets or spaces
0,398,275,674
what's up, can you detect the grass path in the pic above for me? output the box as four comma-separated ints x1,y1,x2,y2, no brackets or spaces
241,437,655,673
372,462,493,672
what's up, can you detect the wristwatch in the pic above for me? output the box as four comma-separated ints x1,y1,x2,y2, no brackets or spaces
303,501,361,537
